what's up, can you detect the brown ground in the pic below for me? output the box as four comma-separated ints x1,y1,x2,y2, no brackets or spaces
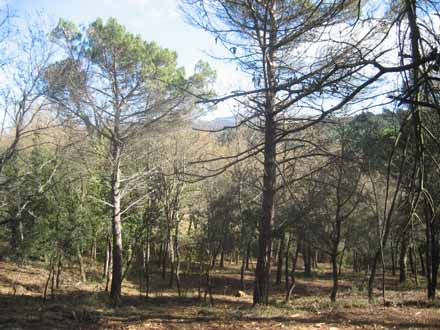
0,260,439,330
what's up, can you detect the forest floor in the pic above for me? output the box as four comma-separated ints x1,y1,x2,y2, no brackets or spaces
0,260,439,330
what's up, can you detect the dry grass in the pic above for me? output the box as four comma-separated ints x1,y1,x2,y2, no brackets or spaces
0,260,439,330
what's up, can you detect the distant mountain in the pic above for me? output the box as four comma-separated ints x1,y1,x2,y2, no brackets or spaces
192,116,237,130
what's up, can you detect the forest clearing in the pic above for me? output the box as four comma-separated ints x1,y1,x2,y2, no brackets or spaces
1,259,439,330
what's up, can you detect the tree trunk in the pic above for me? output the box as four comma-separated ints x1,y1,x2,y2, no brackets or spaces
77,248,87,283
330,253,338,302
368,251,380,302
303,242,312,278
91,235,97,265
173,221,182,296
425,208,439,299
253,108,276,305
219,249,225,269
110,143,123,306
338,246,346,277
418,246,425,276
144,211,151,298
276,235,285,285
245,243,251,270
169,238,175,288
399,234,408,283
240,242,248,291
43,263,53,301
105,240,112,292
51,261,56,299
285,241,300,303
313,249,318,269
103,237,111,279
56,255,62,289
161,237,168,279
353,249,357,273
390,239,396,276
252,18,277,305
211,247,218,269
284,235,291,291
410,246,418,286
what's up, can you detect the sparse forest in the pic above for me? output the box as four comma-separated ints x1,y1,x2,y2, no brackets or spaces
1,0,440,329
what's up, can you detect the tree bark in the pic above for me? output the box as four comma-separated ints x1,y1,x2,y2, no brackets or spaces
174,228,182,296
253,103,276,305
77,248,87,283
284,234,291,291
276,235,285,285
418,246,425,276
110,143,123,306
161,237,168,279
103,237,111,279
245,243,251,270
399,234,408,283
303,242,312,278
285,241,300,303
390,239,396,276
252,6,277,305
144,211,151,298
240,241,248,291
368,251,380,302
55,255,62,289
330,254,338,302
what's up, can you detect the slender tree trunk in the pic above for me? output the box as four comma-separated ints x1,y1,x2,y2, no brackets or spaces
56,255,62,289
245,243,251,270
253,15,277,305
409,246,415,275
418,246,426,276
211,247,218,269
353,249,357,273
161,237,168,279
105,240,112,292
303,242,312,278
158,240,163,268
399,235,408,283
330,253,338,302
240,242,248,291
276,235,285,285
169,238,175,288
219,249,225,269
284,235,291,291
285,241,300,303
43,261,54,301
411,246,418,286
313,249,318,269
426,211,439,299
144,211,151,298
77,248,87,283
174,221,182,296
338,246,346,277
253,109,276,304
110,143,123,306
368,251,380,302
103,237,111,279
50,261,56,299
390,239,396,276
91,235,97,265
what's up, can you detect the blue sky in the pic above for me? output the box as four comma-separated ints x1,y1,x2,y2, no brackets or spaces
11,0,241,117
12,0,212,70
